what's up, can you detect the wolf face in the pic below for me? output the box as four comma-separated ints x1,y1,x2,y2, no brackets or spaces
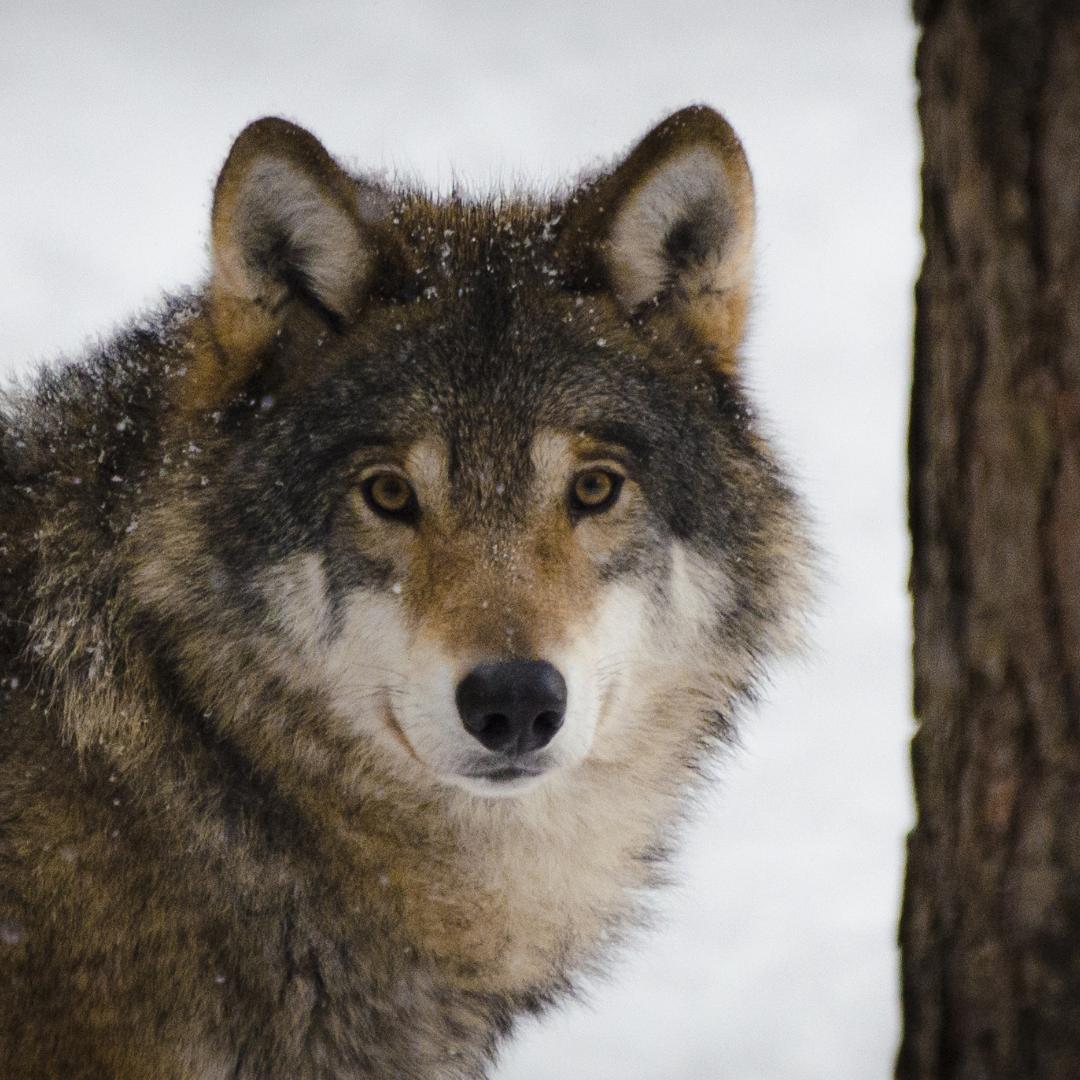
127,110,806,808
255,395,729,799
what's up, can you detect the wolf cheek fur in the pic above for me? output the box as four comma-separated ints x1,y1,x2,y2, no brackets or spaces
0,106,812,1077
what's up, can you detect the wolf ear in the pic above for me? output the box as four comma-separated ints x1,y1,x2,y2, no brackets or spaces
557,106,754,370
184,118,377,409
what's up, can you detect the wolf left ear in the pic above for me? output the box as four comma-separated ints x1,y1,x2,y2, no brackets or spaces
184,118,381,409
557,106,754,370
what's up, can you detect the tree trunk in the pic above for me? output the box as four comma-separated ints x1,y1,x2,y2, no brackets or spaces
900,2,1080,1077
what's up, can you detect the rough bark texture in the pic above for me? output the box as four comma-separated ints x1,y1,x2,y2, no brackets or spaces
900,2,1080,1077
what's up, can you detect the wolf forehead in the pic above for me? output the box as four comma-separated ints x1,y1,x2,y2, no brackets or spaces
270,270,724,482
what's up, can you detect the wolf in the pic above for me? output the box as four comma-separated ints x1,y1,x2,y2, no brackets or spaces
0,106,810,1078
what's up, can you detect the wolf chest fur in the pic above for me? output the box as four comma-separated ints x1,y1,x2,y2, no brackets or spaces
0,106,811,1077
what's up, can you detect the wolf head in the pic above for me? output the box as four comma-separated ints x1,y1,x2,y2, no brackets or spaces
131,108,808,801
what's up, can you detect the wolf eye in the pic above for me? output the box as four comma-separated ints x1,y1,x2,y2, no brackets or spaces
570,469,623,516
362,472,418,522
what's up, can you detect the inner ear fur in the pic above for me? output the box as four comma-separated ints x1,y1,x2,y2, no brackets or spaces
185,118,379,410
557,105,755,370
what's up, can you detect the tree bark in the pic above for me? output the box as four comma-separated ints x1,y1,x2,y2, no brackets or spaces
900,2,1080,1077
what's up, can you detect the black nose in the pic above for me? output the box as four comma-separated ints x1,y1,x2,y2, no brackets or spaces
455,660,567,755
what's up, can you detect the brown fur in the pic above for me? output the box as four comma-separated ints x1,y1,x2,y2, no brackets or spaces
0,107,810,1078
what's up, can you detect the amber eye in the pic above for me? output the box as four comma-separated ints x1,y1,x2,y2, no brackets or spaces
570,468,623,516
362,472,418,522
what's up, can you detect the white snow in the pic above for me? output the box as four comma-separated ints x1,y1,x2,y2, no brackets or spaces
0,2,919,1077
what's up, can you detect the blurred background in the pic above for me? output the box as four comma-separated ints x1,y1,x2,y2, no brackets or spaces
0,2,918,1076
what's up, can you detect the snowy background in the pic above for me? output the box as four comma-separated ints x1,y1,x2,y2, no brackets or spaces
0,2,919,1077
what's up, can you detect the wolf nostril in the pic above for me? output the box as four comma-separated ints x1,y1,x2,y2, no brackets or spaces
476,713,511,744
534,711,562,741
456,660,567,755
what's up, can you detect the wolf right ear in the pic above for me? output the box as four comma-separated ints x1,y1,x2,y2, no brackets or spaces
557,106,755,373
184,118,384,410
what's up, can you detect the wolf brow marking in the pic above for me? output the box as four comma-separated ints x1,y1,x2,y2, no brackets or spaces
571,423,652,471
